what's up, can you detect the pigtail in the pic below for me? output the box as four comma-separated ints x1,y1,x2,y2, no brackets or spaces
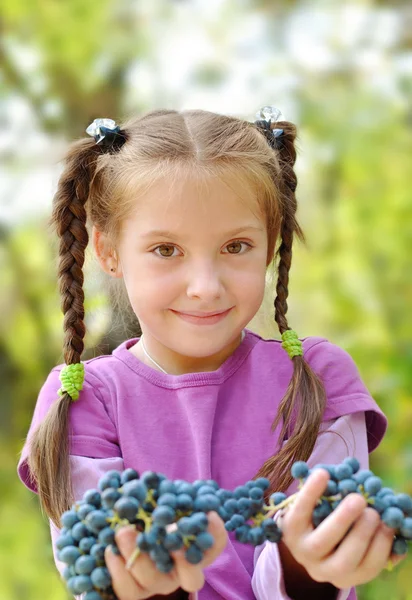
253,121,328,499
27,137,101,528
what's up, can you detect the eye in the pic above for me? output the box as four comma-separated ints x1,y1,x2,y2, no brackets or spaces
224,241,253,254
151,244,181,258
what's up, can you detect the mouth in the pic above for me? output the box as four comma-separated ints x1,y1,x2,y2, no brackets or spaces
170,307,233,324
172,308,233,317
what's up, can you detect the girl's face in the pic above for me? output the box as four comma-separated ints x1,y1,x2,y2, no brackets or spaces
113,172,269,373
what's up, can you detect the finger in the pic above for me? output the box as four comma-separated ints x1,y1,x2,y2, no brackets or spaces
301,493,367,558
359,523,404,577
171,549,205,593
115,526,179,596
170,512,227,594
321,508,381,575
198,511,228,567
282,469,331,539
105,545,148,600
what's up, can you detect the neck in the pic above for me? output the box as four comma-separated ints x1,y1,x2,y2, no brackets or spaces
136,330,246,375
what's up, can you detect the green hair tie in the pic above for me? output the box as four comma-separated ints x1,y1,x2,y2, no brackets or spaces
58,362,85,401
281,329,303,359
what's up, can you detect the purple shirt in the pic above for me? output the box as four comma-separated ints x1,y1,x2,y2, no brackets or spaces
17,328,387,599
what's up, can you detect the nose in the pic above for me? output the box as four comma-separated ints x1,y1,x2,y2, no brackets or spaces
186,259,224,301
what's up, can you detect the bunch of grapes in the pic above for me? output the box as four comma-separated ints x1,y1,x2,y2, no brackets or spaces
56,458,411,600
292,458,412,556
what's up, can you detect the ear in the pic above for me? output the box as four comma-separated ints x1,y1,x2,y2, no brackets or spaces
92,226,123,278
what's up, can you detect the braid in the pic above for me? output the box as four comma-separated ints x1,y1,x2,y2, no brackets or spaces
253,120,327,499
28,138,105,526
53,142,97,364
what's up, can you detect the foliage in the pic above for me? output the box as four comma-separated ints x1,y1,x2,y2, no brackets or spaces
1,0,411,599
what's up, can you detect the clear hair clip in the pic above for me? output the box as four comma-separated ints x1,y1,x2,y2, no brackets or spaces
255,106,284,123
86,118,120,145
255,106,285,138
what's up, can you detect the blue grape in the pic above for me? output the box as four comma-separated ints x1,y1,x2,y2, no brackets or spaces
249,487,264,500
157,493,178,509
123,480,148,503
83,489,102,508
196,485,216,496
63,565,75,580
235,524,251,543
149,544,170,563
335,464,353,481
364,476,382,496
270,492,287,505
140,471,161,490
234,485,250,499
163,531,184,551
98,471,121,491
353,469,374,485
176,493,194,511
90,543,106,563
114,497,140,522
291,461,309,479
85,510,109,535
159,480,177,495
223,498,238,515
77,503,96,520
56,533,76,551
84,591,104,600
338,479,358,496
190,512,208,532
254,477,270,491
400,517,412,540
392,536,408,555
137,532,156,551
98,526,116,545
59,546,81,565
194,494,220,512
75,555,97,575
61,509,80,529
185,543,203,564
325,480,338,496
382,507,404,529
395,494,412,515
120,468,139,484
90,566,112,590
230,514,246,528
343,457,360,474
177,516,195,535
377,487,394,498
152,505,176,526
195,531,214,550
101,487,122,509
248,526,265,546
369,497,386,515
178,482,196,498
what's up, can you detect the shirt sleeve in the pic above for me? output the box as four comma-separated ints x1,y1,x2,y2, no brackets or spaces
252,412,369,600
17,365,121,493
303,340,387,453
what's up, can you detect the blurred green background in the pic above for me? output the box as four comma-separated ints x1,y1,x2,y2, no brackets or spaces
1,0,411,598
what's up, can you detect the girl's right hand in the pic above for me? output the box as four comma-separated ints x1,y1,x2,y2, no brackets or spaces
104,511,228,599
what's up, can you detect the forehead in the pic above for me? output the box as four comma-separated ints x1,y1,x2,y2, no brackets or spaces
123,170,265,236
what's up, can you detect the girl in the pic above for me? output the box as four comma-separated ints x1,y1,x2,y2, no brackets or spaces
17,107,405,600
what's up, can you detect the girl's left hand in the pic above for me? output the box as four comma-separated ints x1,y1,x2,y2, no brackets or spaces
280,469,407,589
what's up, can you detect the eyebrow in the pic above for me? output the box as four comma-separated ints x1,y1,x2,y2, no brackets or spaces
141,226,264,239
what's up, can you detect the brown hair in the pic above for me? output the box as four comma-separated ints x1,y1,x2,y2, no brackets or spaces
27,108,326,527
